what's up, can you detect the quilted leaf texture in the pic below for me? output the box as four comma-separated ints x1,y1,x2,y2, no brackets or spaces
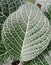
0,0,23,40
43,5,51,40
2,2,51,65
0,0,23,64
24,41,51,65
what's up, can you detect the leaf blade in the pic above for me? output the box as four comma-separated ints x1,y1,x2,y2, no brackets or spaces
2,2,51,63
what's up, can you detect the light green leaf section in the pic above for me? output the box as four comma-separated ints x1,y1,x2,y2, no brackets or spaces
0,0,24,64
2,2,50,63
24,41,51,65
0,41,9,65
0,0,24,40
43,5,51,40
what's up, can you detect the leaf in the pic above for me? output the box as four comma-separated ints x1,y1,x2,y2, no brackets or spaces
2,2,50,64
27,1,51,65
0,40,9,64
0,0,24,40
24,41,51,65
41,4,51,40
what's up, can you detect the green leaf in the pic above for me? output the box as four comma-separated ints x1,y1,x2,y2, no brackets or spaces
42,5,51,40
0,40,9,64
2,2,50,64
0,0,24,40
24,41,51,65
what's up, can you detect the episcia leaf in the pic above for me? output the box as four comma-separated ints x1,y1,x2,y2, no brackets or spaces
42,5,51,40
0,0,24,40
24,41,51,65
2,2,51,65
0,40,9,65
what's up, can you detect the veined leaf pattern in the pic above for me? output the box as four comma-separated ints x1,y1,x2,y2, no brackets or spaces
0,0,24,40
2,2,50,65
24,41,51,65
0,0,23,64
